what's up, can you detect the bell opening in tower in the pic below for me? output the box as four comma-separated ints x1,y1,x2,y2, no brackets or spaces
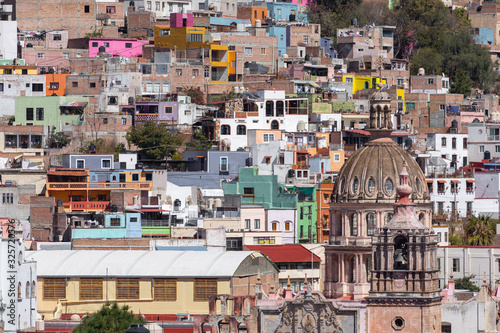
393,235,408,270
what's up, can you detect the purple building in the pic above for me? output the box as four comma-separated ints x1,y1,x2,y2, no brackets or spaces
88,38,150,58
134,101,179,124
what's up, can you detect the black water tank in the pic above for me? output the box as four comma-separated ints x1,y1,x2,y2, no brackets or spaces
451,120,458,128
89,143,96,151
110,205,118,212
288,169,295,178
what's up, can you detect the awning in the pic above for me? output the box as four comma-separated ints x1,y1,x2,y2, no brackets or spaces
264,156,272,158
342,129,370,136
309,82,320,88
426,180,433,183
297,187,315,195
466,179,475,183
438,180,446,184
60,101,88,108
451,180,460,183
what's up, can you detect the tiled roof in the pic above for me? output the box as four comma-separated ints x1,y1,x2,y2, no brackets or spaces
245,244,321,263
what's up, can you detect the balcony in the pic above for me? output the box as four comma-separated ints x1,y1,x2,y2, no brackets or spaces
47,182,152,191
62,201,110,211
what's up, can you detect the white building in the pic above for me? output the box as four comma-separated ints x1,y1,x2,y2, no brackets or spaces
123,0,193,18
425,133,469,170
0,75,47,117
0,222,37,332
0,21,17,60
428,177,475,219
474,171,500,219
467,122,500,162
218,90,309,151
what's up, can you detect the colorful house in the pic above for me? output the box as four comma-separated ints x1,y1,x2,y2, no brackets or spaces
26,250,279,319
70,212,142,239
45,73,68,96
295,186,317,243
0,65,37,75
88,38,150,58
134,101,179,124
316,181,334,243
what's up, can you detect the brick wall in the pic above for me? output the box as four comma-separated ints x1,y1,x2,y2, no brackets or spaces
72,238,150,250
30,195,55,241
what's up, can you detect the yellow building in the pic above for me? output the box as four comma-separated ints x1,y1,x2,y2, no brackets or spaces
0,65,38,75
154,26,210,50
342,75,386,95
26,250,279,319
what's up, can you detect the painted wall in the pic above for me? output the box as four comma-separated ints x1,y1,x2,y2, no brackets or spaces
88,39,150,58
267,208,296,244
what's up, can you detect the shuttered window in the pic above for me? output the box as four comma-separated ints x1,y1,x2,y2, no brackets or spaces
43,278,66,300
153,279,176,301
116,279,139,299
80,278,103,300
194,279,217,301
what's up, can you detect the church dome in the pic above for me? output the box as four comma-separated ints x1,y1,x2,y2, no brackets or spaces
332,138,428,203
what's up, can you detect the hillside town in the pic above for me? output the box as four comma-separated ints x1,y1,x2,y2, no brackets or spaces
2,0,500,332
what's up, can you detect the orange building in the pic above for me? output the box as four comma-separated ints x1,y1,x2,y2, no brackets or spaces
316,182,333,243
45,74,69,96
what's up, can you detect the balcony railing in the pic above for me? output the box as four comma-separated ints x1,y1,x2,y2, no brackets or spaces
47,182,152,190
142,220,171,227
62,201,110,211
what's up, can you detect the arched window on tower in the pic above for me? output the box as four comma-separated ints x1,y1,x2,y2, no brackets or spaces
350,214,358,236
394,235,409,270
366,213,376,236
350,256,357,283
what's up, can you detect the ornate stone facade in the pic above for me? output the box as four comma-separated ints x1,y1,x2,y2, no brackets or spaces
365,165,441,333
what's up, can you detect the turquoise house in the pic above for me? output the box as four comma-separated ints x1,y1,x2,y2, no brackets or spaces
71,212,142,239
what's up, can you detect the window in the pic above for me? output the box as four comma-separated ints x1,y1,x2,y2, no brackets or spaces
221,125,230,135
92,42,98,47
480,145,485,153
204,66,210,78
159,29,170,37
263,133,275,142
244,47,253,57
303,35,309,44
72,82,78,87
439,104,445,111
43,278,66,300
116,279,139,299
245,219,251,229
0,83,3,92
261,48,266,55
463,138,467,149
53,34,62,41
110,218,120,226
121,118,127,125
147,1,151,10
80,278,103,300
84,5,90,12
165,106,173,114
132,174,139,181
36,108,44,121
145,173,153,181
452,258,460,272
254,236,275,244
496,145,500,153
236,125,246,135
25,107,34,121
406,102,415,111
194,279,217,301
366,213,376,236
108,96,118,105
26,282,30,299
2,193,13,204
18,282,22,300
192,69,199,76
155,1,160,10
254,219,260,229
441,137,446,147
350,214,358,236
220,157,228,172
103,118,108,125
467,201,473,214
277,9,281,15
272,222,278,231
63,53,69,59
32,83,43,92
154,279,176,300
76,160,84,169
466,181,474,193
176,69,182,76
187,34,203,42
49,82,59,90
102,159,111,169
334,154,340,162
125,43,132,48
428,78,434,84
285,222,291,231
37,53,44,59
76,53,83,58
243,187,254,195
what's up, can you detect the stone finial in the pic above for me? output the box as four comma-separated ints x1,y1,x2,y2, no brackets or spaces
397,163,412,200
287,275,291,288
483,272,487,285
257,269,261,283
304,273,308,286
450,269,454,282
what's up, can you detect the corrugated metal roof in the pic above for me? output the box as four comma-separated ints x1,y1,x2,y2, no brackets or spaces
25,250,262,278
245,245,321,263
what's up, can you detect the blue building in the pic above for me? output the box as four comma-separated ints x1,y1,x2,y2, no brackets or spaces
267,26,287,57
266,2,306,23
472,28,493,45
70,212,142,239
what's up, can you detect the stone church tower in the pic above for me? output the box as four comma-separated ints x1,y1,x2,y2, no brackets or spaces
366,165,441,333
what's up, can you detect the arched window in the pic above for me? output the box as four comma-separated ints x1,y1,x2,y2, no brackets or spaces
271,120,279,129
272,221,279,231
366,213,376,236
384,213,393,224
335,212,342,236
350,214,358,236
276,101,284,116
220,125,230,135
18,282,22,300
350,256,356,283
236,125,246,135
366,256,372,282
26,281,30,299
266,101,274,117
394,235,409,270
31,281,36,298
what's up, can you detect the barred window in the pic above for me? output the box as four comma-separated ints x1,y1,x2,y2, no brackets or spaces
80,278,103,300
43,278,66,300
194,279,217,301
154,279,176,301
116,279,139,299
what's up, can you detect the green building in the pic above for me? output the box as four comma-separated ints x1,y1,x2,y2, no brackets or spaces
294,186,317,243
15,96,89,128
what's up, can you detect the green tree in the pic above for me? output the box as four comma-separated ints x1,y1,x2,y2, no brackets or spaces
73,303,145,333
454,274,480,292
48,131,71,149
125,120,183,159
450,69,472,97
409,47,442,76
186,131,213,151
465,215,496,246
184,87,204,105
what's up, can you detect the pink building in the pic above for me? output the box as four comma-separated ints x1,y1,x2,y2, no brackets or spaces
88,38,150,58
